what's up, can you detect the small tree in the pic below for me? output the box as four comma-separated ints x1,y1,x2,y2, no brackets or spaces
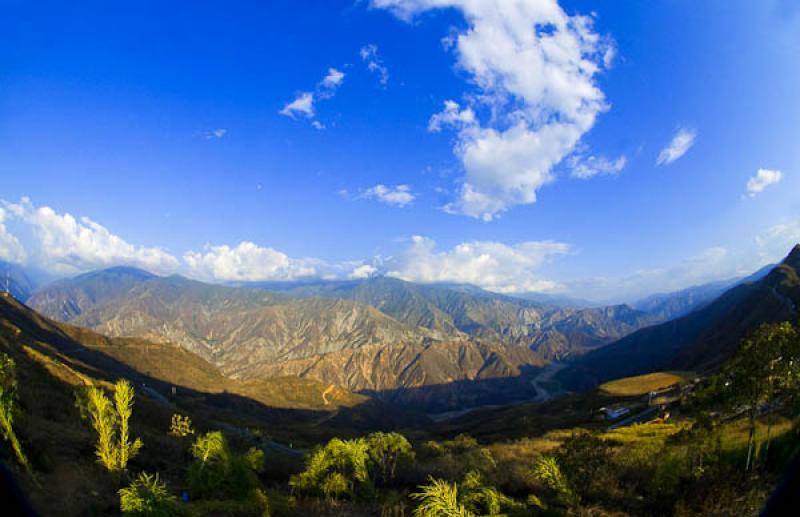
0,353,30,472
87,379,142,472
719,323,799,471
119,472,184,517
290,437,371,500
366,431,415,485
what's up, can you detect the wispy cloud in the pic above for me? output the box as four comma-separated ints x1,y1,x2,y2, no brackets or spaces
280,67,347,125
360,184,416,207
569,153,627,179
203,128,227,139
279,92,315,118
360,44,389,86
656,127,697,166
746,168,783,197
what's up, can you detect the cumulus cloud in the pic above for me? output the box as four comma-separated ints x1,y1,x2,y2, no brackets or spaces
349,264,378,279
746,168,783,197
569,153,626,179
360,184,416,207
360,44,389,85
0,198,179,275
0,207,27,264
386,236,569,293
183,241,320,282
279,92,315,118
373,0,613,221
656,127,697,166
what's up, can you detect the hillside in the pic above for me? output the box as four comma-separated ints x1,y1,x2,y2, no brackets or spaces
559,246,800,390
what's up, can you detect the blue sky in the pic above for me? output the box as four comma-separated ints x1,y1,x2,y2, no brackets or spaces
1,0,799,302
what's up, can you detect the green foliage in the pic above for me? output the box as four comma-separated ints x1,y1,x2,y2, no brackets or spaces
86,379,143,472
554,430,612,499
410,477,473,517
119,472,185,517
366,431,415,485
290,437,371,501
418,434,496,481
187,431,264,501
0,353,30,472
169,413,195,438
411,470,526,517
532,455,577,507
716,322,800,471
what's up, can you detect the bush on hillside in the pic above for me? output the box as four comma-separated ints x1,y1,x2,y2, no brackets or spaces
119,471,186,517
187,431,265,501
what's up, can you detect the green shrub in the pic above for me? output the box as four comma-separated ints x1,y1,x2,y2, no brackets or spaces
532,455,577,507
410,477,473,517
187,431,264,501
0,353,30,472
119,472,185,517
366,431,415,485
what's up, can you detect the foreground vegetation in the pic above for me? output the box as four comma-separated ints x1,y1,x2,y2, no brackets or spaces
2,298,800,516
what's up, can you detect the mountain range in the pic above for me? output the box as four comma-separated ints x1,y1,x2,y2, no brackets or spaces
25,269,659,411
558,245,800,390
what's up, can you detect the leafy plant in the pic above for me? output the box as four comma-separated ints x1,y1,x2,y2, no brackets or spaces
533,455,578,507
119,472,185,517
187,431,264,501
0,353,30,472
410,477,473,517
169,413,194,438
87,379,143,472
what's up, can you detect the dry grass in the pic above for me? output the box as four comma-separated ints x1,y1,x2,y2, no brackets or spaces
599,371,693,397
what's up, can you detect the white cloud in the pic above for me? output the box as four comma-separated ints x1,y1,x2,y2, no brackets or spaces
386,235,569,293
656,127,697,166
373,0,613,221
1,198,179,275
746,168,783,197
204,128,227,139
349,264,378,279
0,207,27,264
361,184,416,207
428,100,476,132
360,44,389,85
183,241,320,282
569,153,626,179
280,67,346,125
279,92,315,118
321,67,345,89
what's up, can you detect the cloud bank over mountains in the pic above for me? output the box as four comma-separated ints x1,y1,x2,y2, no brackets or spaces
0,197,796,300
